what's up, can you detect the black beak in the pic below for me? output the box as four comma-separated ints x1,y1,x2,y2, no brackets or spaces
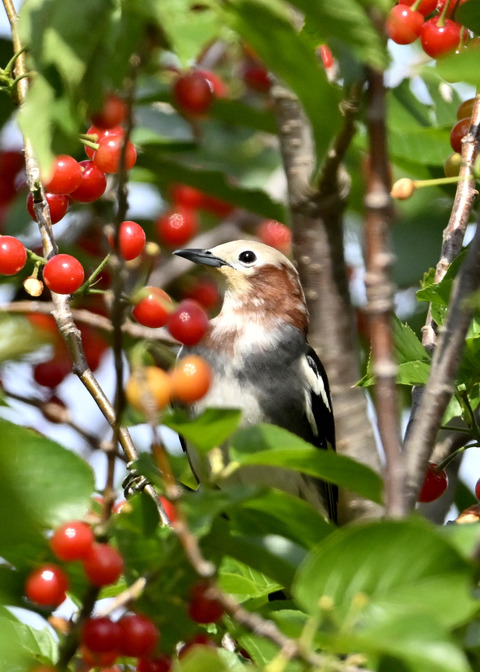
173,248,230,268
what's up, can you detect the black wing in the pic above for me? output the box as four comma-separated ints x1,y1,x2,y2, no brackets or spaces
305,345,338,523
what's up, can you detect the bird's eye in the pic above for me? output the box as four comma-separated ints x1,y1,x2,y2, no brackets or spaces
238,250,257,264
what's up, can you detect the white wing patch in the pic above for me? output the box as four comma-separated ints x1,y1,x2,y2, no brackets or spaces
301,355,331,411
301,354,331,438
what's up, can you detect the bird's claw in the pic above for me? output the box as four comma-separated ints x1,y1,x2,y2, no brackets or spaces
122,462,150,497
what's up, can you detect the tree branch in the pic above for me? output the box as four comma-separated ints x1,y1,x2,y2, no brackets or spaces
404,205,480,509
363,67,404,518
271,79,383,522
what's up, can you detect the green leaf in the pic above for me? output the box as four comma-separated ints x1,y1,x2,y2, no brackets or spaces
436,48,480,88
0,615,58,671
154,0,221,66
0,315,49,362
137,153,287,221
456,0,480,34
229,424,383,504
221,0,341,166
294,518,476,629
219,556,280,601
164,408,243,453
358,613,471,672
297,0,387,70
206,521,299,589
236,489,333,548
358,315,430,387
390,126,452,167
177,646,244,672
0,418,94,568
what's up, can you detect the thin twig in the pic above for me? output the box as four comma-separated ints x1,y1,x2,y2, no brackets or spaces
404,205,480,510
363,67,404,518
0,301,177,342
406,95,480,440
422,94,480,350
3,387,108,452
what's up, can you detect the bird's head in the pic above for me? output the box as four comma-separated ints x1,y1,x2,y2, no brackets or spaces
174,240,308,333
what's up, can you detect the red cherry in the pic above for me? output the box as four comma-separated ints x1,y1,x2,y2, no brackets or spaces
0,236,27,275
43,254,85,295
118,614,160,657
84,125,124,159
33,357,71,388
173,71,215,116
83,543,124,586
257,219,292,253
109,220,146,260
183,278,220,311
475,478,480,500
90,94,127,129
44,155,82,195
50,521,94,561
0,150,23,204
80,645,118,668
27,192,69,224
167,299,209,346
79,324,109,371
159,496,177,523
421,17,463,58
137,655,172,672
450,117,471,153
318,44,334,69
401,0,437,16
155,207,198,247
93,135,137,173
188,581,224,624
386,5,424,45
197,69,228,98
82,617,121,653
25,564,69,606
242,60,271,92
418,462,448,503
170,184,205,209
199,194,234,217
70,161,107,203
132,287,173,328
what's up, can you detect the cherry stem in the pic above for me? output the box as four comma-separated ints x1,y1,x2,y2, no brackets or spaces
434,389,480,472
414,175,463,189
437,0,450,26
75,253,111,295
26,248,47,265
79,136,100,152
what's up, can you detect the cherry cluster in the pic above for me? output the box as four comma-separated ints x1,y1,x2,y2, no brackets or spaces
26,94,135,229
24,520,123,608
386,0,472,58
26,512,226,672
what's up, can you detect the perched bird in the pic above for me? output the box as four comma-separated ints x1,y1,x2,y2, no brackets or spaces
173,240,337,522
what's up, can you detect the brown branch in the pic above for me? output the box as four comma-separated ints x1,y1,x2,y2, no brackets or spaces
421,94,480,350
363,68,404,518
2,0,171,526
403,205,480,510
406,96,480,446
271,80,383,522
0,301,177,342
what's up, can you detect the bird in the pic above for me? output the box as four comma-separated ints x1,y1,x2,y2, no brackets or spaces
173,240,337,522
